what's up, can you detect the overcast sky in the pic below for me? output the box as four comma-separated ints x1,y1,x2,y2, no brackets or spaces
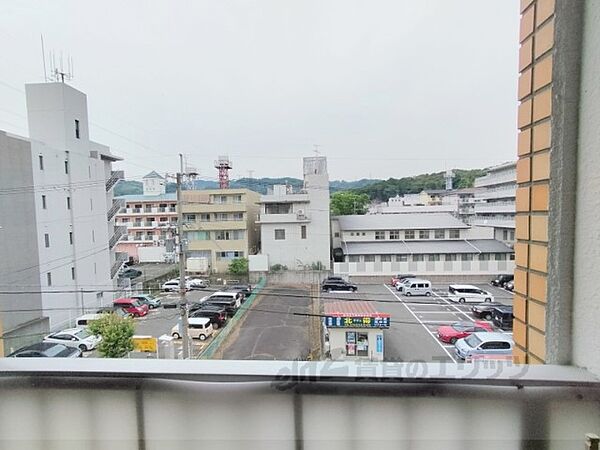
0,1,519,181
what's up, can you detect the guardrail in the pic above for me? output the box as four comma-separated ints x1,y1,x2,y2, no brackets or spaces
199,277,266,359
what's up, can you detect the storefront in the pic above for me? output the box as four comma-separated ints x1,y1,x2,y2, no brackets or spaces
323,301,390,361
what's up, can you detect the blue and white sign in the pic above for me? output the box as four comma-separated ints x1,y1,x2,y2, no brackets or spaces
376,334,383,353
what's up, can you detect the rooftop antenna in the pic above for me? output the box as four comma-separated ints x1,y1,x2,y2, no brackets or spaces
313,144,321,156
46,47,74,83
40,35,48,81
214,155,232,189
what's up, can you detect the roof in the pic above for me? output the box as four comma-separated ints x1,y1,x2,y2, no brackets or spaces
115,193,177,202
143,171,165,180
324,301,389,318
188,317,211,325
335,213,469,231
449,284,487,289
472,332,513,342
342,239,513,255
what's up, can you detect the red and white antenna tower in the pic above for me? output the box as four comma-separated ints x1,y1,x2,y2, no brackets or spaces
214,155,232,189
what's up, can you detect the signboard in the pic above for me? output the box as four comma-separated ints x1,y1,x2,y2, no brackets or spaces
132,336,158,353
376,334,383,353
325,316,390,329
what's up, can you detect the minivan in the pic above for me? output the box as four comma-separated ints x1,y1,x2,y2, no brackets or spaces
207,291,242,308
454,332,513,360
171,317,214,341
400,278,432,296
492,305,514,330
75,313,103,328
113,298,149,317
204,298,239,317
448,285,494,303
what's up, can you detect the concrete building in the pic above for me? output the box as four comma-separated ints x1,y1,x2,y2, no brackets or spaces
331,213,514,278
258,156,331,270
181,188,260,274
472,161,516,246
115,171,177,262
0,82,123,333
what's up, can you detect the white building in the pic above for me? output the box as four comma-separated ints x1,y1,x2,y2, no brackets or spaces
471,161,516,245
0,82,123,331
331,213,514,278
257,156,331,270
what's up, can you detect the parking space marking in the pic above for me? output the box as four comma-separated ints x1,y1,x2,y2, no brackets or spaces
384,284,456,363
431,291,475,322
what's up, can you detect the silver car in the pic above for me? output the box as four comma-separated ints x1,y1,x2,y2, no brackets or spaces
454,332,513,360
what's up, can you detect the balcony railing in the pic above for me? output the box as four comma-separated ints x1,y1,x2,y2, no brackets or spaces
108,226,127,249
105,170,125,192
107,198,126,222
110,252,129,278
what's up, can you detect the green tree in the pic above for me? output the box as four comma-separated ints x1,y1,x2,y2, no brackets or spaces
330,191,370,215
88,313,135,358
228,257,249,275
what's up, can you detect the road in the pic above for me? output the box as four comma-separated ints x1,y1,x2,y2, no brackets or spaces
218,286,311,360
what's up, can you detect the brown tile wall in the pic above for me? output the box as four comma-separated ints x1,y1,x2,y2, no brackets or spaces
514,0,554,364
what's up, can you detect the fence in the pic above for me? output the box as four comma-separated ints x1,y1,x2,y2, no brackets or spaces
199,277,265,359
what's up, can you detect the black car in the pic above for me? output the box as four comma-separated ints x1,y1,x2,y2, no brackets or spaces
492,305,514,330
204,298,239,316
471,302,507,321
491,274,514,287
7,342,82,358
190,307,227,329
119,268,142,279
226,284,253,299
321,276,344,284
321,280,358,292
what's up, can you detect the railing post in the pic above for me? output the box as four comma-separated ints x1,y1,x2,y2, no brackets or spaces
586,434,599,450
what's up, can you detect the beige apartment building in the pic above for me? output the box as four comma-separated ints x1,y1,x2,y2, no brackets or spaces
181,188,260,273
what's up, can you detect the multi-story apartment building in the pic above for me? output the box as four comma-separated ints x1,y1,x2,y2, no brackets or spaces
257,156,331,270
115,171,177,261
181,188,260,273
0,82,123,334
471,161,516,245
331,213,514,277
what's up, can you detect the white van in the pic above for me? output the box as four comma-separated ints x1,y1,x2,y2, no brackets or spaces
170,317,214,341
401,279,432,296
207,291,242,308
448,285,494,303
75,314,103,328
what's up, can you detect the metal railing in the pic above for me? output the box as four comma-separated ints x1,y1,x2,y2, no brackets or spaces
108,226,127,249
105,170,124,192
107,198,126,222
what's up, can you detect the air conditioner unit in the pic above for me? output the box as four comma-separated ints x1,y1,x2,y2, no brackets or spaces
296,209,306,218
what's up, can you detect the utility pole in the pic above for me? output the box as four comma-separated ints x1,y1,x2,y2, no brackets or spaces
177,153,190,359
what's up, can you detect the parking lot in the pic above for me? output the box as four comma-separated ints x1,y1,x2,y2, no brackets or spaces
321,282,513,363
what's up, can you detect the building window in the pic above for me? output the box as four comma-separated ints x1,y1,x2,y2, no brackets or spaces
375,231,385,240
503,229,509,240
301,225,307,239
479,253,491,261
159,217,168,222
39,155,44,170
510,230,515,241
495,253,507,261
434,229,445,239
46,272,52,286
274,229,286,240
396,254,408,262
362,232,366,236
71,267,75,280
69,231,73,245
380,255,392,262
265,203,292,214
94,263,97,274
349,255,360,263
64,160,69,174
75,119,80,139
186,214,196,222
215,230,232,240
449,229,461,239
419,230,430,239
185,231,210,241
66,196,71,210
44,233,50,248
427,254,440,261
350,232,355,236
216,213,229,221
405,230,415,240
233,212,244,220
389,230,400,240
199,213,210,222
41,195,47,209
216,251,244,260
461,254,474,261
334,232,340,238
412,254,424,262
445,254,457,261
233,195,242,203
364,255,375,262
510,253,515,260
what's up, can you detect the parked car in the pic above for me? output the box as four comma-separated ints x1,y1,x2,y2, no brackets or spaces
454,332,513,360
204,298,240,317
471,302,507,320
322,276,344,284
227,284,253,298
162,279,187,292
399,278,432,296
206,291,242,307
395,277,418,291
75,313,103,328
390,274,417,286
119,268,142,279
504,280,514,291
43,327,102,351
448,284,494,303
130,294,162,309
188,278,208,289
437,321,493,344
491,274,514,287
171,317,214,341
96,306,132,319
189,306,227,329
113,298,149,317
322,279,358,292
7,342,82,358
492,305,514,330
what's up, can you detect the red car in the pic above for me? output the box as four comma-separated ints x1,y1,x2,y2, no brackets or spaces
437,321,492,344
113,298,149,317
390,274,416,286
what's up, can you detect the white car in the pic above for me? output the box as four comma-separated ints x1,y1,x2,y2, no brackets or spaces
43,328,102,352
188,278,208,289
162,279,189,292
448,284,494,303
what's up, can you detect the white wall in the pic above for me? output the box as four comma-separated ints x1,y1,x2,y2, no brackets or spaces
334,260,514,276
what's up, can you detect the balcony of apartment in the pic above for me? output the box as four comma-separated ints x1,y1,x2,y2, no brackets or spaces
110,252,129,279
122,206,177,214
182,203,247,214
260,186,309,204
107,198,126,222
474,185,516,201
105,170,125,192
473,170,516,188
473,201,516,214
256,211,311,224
1,360,600,448
122,234,163,243
108,226,127,249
